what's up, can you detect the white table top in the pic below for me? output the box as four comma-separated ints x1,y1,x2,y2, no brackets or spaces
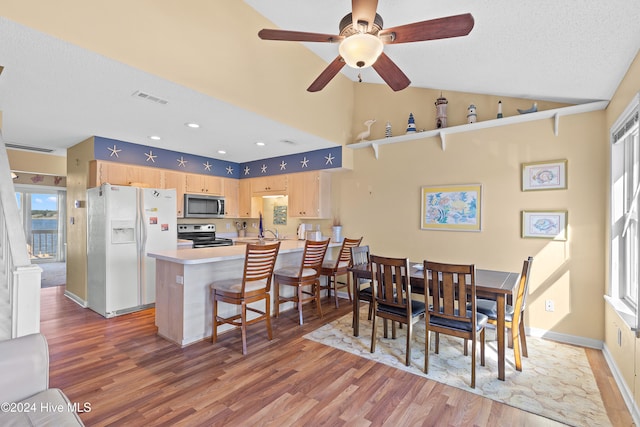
149,239,340,265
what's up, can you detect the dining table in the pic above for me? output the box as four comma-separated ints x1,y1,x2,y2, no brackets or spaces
348,262,521,381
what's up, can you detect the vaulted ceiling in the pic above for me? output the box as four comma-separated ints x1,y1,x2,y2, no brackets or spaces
1,1,638,163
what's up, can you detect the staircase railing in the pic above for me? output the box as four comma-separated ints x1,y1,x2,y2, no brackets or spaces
0,132,41,339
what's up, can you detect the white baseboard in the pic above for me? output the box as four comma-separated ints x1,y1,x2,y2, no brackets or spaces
526,326,603,349
63,290,87,308
602,344,640,426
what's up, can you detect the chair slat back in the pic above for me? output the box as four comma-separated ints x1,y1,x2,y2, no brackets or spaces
350,245,370,268
242,242,280,293
514,256,533,315
425,261,476,326
338,237,363,264
371,255,411,313
301,239,330,273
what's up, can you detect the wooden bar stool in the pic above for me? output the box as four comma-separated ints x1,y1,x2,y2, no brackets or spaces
320,237,362,308
210,242,281,355
274,239,330,325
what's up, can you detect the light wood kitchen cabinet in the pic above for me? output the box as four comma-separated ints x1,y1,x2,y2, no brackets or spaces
89,160,161,188
239,179,260,218
288,171,331,218
163,171,186,217
185,173,223,195
250,175,288,196
222,178,239,217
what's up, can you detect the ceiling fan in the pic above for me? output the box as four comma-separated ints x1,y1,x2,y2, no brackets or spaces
258,0,474,92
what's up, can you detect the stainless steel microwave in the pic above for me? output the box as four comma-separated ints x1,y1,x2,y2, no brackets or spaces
184,194,225,218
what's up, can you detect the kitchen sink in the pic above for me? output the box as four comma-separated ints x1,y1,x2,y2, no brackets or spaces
234,237,290,245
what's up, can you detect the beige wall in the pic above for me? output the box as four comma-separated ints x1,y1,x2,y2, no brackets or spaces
7,149,66,176
604,51,640,407
65,137,95,301
334,91,606,341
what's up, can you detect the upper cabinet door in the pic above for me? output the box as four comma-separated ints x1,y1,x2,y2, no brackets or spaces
288,171,331,218
185,173,223,195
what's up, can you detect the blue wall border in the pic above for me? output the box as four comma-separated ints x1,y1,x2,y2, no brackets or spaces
94,136,342,179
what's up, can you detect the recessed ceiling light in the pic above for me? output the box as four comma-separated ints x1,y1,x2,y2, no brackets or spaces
256,141,265,146
149,135,161,140
185,122,200,128
217,150,226,154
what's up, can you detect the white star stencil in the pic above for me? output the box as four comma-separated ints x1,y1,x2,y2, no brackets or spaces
203,161,212,171
244,166,251,175
324,153,334,165
226,166,234,175
145,151,157,162
177,157,188,167
300,157,309,168
261,164,267,173
108,145,121,157
280,161,287,170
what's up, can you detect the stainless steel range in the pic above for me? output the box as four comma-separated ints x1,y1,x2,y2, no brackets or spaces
177,224,233,248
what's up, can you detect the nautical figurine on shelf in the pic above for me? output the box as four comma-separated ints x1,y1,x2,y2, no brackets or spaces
385,121,392,138
467,104,477,124
517,102,538,114
406,113,416,133
435,93,448,128
497,100,503,118
356,119,376,142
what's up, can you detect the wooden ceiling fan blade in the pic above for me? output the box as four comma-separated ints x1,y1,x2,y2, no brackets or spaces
352,0,378,31
379,13,474,44
307,56,346,92
372,52,411,92
258,29,343,43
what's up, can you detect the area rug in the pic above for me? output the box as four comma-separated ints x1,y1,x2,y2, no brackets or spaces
304,310,611,427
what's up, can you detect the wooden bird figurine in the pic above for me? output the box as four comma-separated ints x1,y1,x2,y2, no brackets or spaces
356,119,376,142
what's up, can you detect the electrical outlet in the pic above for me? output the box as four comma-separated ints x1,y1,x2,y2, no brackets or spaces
176,275,184,285
545,299,554,312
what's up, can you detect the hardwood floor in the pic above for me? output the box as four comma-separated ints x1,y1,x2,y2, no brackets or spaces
40,286,633,426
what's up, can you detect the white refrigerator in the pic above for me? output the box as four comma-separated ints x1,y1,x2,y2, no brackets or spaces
87,184,177,318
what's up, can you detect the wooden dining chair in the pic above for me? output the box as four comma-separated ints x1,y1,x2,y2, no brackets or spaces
424,260,487,388
210,242,281,355
475,256,533,371
274,239,330,325
320,237,362,307
350,245,374,323
370,255,426,366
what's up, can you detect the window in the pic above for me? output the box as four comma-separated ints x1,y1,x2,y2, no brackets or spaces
14,185,66,263
610,93,640,330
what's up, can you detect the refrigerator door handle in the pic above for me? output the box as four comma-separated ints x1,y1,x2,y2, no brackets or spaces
137,189,146,304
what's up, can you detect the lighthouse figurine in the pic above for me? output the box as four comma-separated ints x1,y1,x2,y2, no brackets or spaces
467,104,477,124
435,94,448,128
406,113,416,134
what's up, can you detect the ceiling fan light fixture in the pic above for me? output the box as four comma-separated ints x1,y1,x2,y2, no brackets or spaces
339,33,383,69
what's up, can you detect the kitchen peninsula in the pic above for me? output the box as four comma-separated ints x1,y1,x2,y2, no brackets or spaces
148,239,340,346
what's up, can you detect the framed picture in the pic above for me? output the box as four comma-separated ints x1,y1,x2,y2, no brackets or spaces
421,184,482,231
522,210,567,240
522,159,567,191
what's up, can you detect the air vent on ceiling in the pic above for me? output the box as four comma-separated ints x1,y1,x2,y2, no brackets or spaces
132,90,168,105
5,143,55,153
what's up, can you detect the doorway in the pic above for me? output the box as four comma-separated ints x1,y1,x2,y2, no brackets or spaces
14,185,67,286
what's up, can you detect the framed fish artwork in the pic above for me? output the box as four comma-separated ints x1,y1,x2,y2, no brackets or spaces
521,160,567,191
522,210,567,240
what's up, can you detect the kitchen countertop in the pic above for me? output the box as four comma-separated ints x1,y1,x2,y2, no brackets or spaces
149,239,338,265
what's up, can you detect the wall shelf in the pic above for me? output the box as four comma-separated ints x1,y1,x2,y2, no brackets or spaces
348,100,609,158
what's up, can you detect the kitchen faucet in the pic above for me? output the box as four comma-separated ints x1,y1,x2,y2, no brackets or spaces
262,229,279,239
